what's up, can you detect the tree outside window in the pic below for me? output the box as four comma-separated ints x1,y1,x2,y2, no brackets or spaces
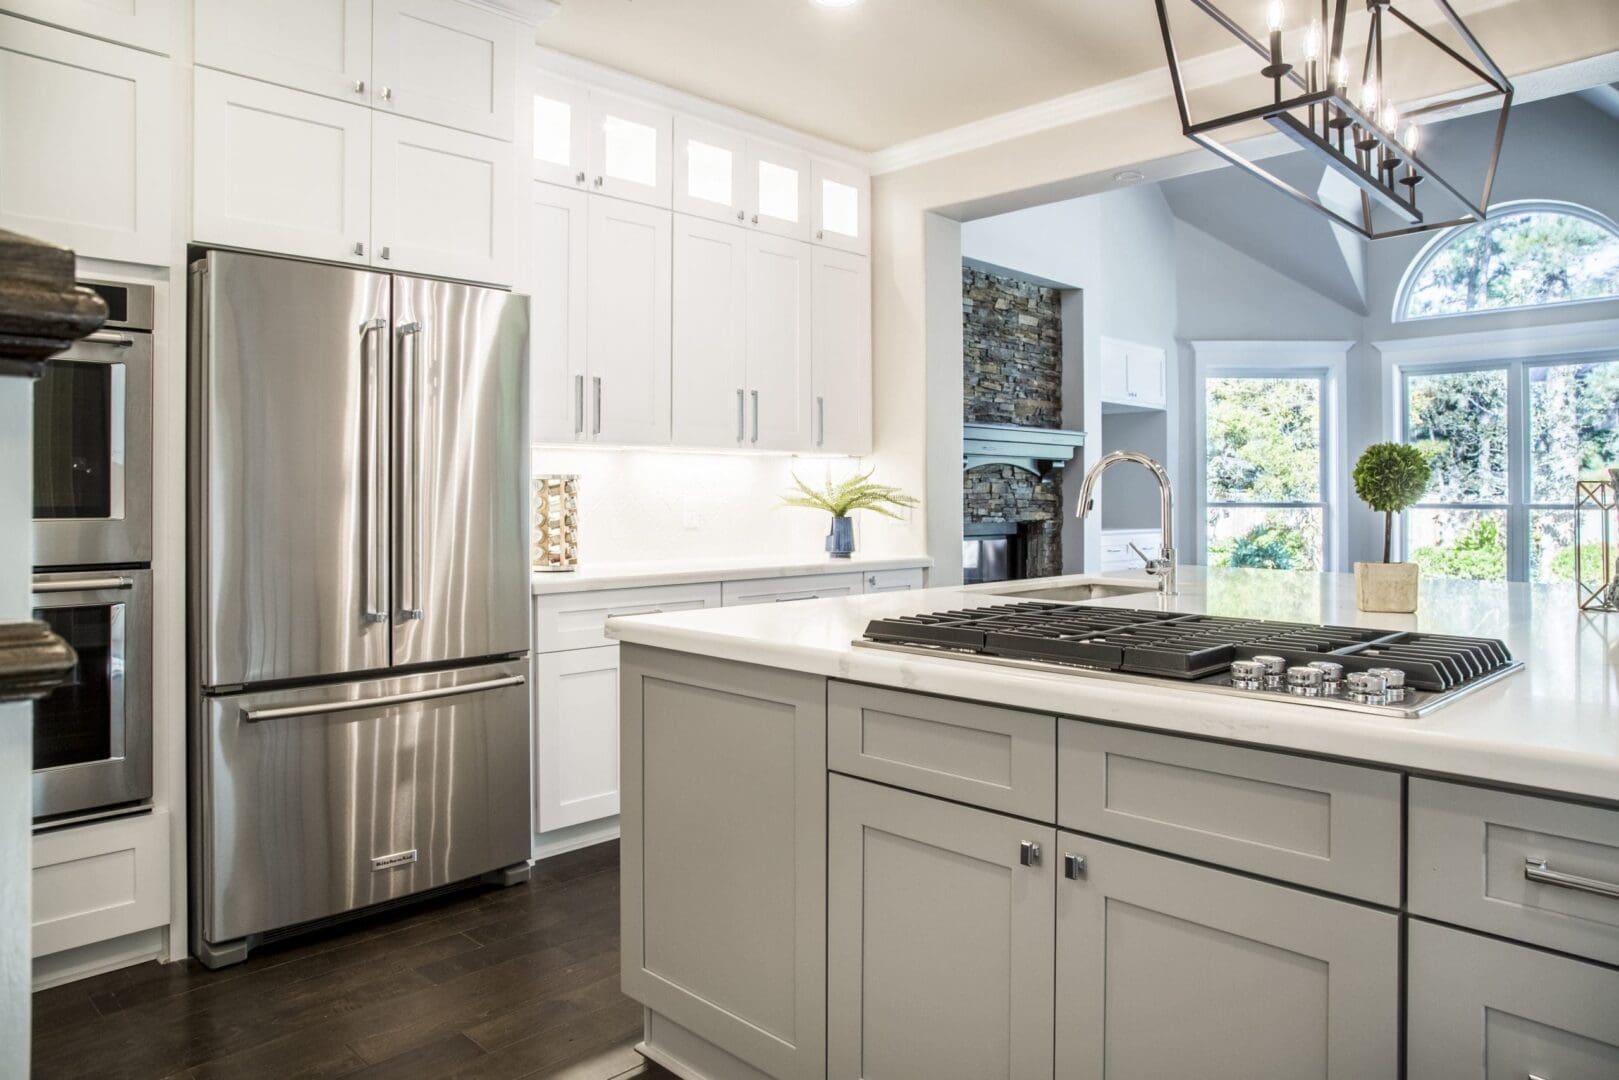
1205,376,1325,571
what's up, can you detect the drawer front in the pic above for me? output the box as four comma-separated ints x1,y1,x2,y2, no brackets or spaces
1059,720,1402,905
829,683,1055,820
1408,919,1619,1080
721,572,862,606
862,567,925,593
33,810,170,957
1409,779,1619,965
533,581,721,652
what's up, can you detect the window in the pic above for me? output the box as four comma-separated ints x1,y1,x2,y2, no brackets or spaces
1204,375,1327,571
1400,356,1619,581
1397,202,1619,321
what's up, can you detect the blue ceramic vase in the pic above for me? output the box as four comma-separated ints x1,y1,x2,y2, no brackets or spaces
826,515,855,558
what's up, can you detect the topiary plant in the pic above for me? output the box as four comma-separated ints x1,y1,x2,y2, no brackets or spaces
1353,442,1432,563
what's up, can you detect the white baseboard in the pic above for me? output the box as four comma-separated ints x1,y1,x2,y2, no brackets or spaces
32,926,166,991
531,816,620,862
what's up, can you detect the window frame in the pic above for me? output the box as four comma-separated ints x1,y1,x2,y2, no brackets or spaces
1393,199,1619,324
1190,341,1352,572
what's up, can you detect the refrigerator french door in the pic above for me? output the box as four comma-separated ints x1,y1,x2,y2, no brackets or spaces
189,251,530,967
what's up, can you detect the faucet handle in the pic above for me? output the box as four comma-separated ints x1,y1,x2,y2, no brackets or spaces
1127,541,1152,566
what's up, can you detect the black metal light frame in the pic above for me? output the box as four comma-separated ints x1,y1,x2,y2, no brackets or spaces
1154,0,1514,239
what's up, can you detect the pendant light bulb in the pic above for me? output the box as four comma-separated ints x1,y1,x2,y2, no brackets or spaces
1381,104,1400,133
1333,57,1350,92
1403,123,1421,153
1360,78,1379,115
1267,0,1285,33
1304,19,1321,61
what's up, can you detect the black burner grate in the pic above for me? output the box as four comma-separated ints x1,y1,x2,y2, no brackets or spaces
862,604,1514,691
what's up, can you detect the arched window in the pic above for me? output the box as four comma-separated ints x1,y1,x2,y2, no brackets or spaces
1395,201,1619,321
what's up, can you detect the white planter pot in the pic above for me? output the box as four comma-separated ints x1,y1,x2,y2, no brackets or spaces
1355,561,1420,614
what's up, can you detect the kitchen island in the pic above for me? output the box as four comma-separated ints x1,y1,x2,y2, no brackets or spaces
607,567,1619,1080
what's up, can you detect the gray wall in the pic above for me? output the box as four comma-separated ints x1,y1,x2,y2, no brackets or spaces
1,377,32,1074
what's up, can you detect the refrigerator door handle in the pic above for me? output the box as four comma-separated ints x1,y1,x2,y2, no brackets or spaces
240,674,526,723
360,317,389,624
397,320,424,621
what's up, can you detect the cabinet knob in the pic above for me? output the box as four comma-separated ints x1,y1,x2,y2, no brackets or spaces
1064,853,1088,880
816,229,824,240
379,246,391,260
1019,841,1042,867
576,171,586,184
354,79,366,94
594,176,604,188
353,241,365,256
751,213,759,224
868,575,877,586
379,85,392,102
736,210,746,221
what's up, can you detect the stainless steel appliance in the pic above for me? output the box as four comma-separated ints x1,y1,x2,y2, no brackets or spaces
33,278,153,569
188,251,531,968
30,570,153,821
858,604,1522,718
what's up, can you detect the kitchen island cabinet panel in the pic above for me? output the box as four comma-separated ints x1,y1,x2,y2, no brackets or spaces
828,775,1055,1080
1055,834,1399,1080
620,646,825,1080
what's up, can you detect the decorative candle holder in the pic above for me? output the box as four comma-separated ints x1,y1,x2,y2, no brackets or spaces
1574,471,1618,611
532,474,579,572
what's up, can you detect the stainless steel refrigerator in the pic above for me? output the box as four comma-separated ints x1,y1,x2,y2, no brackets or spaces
188,251,531,968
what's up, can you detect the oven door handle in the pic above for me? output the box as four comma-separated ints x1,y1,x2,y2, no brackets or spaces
240,675,526,723
32,576,134,594
83,330,133,348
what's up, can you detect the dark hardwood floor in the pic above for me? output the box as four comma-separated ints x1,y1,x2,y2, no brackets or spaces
32,841,677,1080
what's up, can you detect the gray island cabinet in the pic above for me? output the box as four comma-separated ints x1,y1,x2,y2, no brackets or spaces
619,643,1619,1080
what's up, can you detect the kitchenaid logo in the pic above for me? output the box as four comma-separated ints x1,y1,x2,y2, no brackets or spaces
371,849,419,871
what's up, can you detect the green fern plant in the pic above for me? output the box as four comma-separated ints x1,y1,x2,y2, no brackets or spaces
780,469,919,519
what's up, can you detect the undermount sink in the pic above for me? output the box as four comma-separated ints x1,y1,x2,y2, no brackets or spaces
982,580,1159,603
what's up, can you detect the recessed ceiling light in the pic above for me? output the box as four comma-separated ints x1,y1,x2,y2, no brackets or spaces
1112,170,1146,184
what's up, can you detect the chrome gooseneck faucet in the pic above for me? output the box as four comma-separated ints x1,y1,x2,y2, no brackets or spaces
1076,450,1177,596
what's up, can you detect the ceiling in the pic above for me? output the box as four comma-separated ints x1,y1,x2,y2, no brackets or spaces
536,0,1219,152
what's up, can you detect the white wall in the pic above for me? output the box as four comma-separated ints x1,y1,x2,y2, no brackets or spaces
528,448,888,564
1,378,32,1074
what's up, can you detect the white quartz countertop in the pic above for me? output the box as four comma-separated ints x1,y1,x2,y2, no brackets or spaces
606,566,1619,802
531,553,931,594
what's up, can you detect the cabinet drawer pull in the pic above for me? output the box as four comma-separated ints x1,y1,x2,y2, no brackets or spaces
575,374,585,435
750,389,759,444
1524,857,1619,899
1019,841,1042,867
1064,853,1087,880
736,387,745,442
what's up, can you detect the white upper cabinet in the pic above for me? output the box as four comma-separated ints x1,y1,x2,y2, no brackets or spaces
530,182,589,443
372,0,514,140
811,156,870,255
0,16,172,265
532,73,590,189
193,68,372,267
195,0,370,105
672,215,749,447
1,0,172,54
812,247,872,455
1099,336,1167,410
745,138,810,241
587,194,671,444
673,116,747,226
371,112,514,284
586,91,672,208
746,233,813,451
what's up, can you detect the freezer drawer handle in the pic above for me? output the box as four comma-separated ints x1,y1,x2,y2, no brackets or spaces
32,576,134,594
240,674,526,723
1524,857,1619,900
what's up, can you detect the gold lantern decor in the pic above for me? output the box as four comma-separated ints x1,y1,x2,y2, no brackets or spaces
1574,469,1619,611
532,474,579,572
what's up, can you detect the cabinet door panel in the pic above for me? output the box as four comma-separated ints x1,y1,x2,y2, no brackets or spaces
0,17,171,265
372,0,514,139
587,91,672,208
672,215,749,447
193,68,370,266
530,182,589,442
673,116,747,225
195,0,369,103
1098,336,1130,404
531,73,590,189
1408,919,1619,1080
587,195,671,444
829,775,1055,1080
1125,351,1165,407
811,247,871,454
745,138,810,241
810,156,869,254
745,233,812,450
1055,834,1398,1080
1,0,172,54
372,113,514,285
534,646,620,832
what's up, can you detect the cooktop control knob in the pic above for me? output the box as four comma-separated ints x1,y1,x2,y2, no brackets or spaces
1366,667,1407,701
1252,654,1287,690
1346,671,1390,704
1286,666,1325,697
1307,660,1344,692
1230,659,1266,690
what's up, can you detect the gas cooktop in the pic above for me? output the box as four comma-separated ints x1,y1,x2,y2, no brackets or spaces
855,602,1523,717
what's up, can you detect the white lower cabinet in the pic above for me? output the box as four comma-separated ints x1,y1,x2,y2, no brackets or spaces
32,810,170,958
828,775,1055,1080
533,646,620,833
371,111,514,284
0,16,172,265
860,567,924,593
720,572,861,606
1407,919,1619,1080
1055,833,1399,1079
